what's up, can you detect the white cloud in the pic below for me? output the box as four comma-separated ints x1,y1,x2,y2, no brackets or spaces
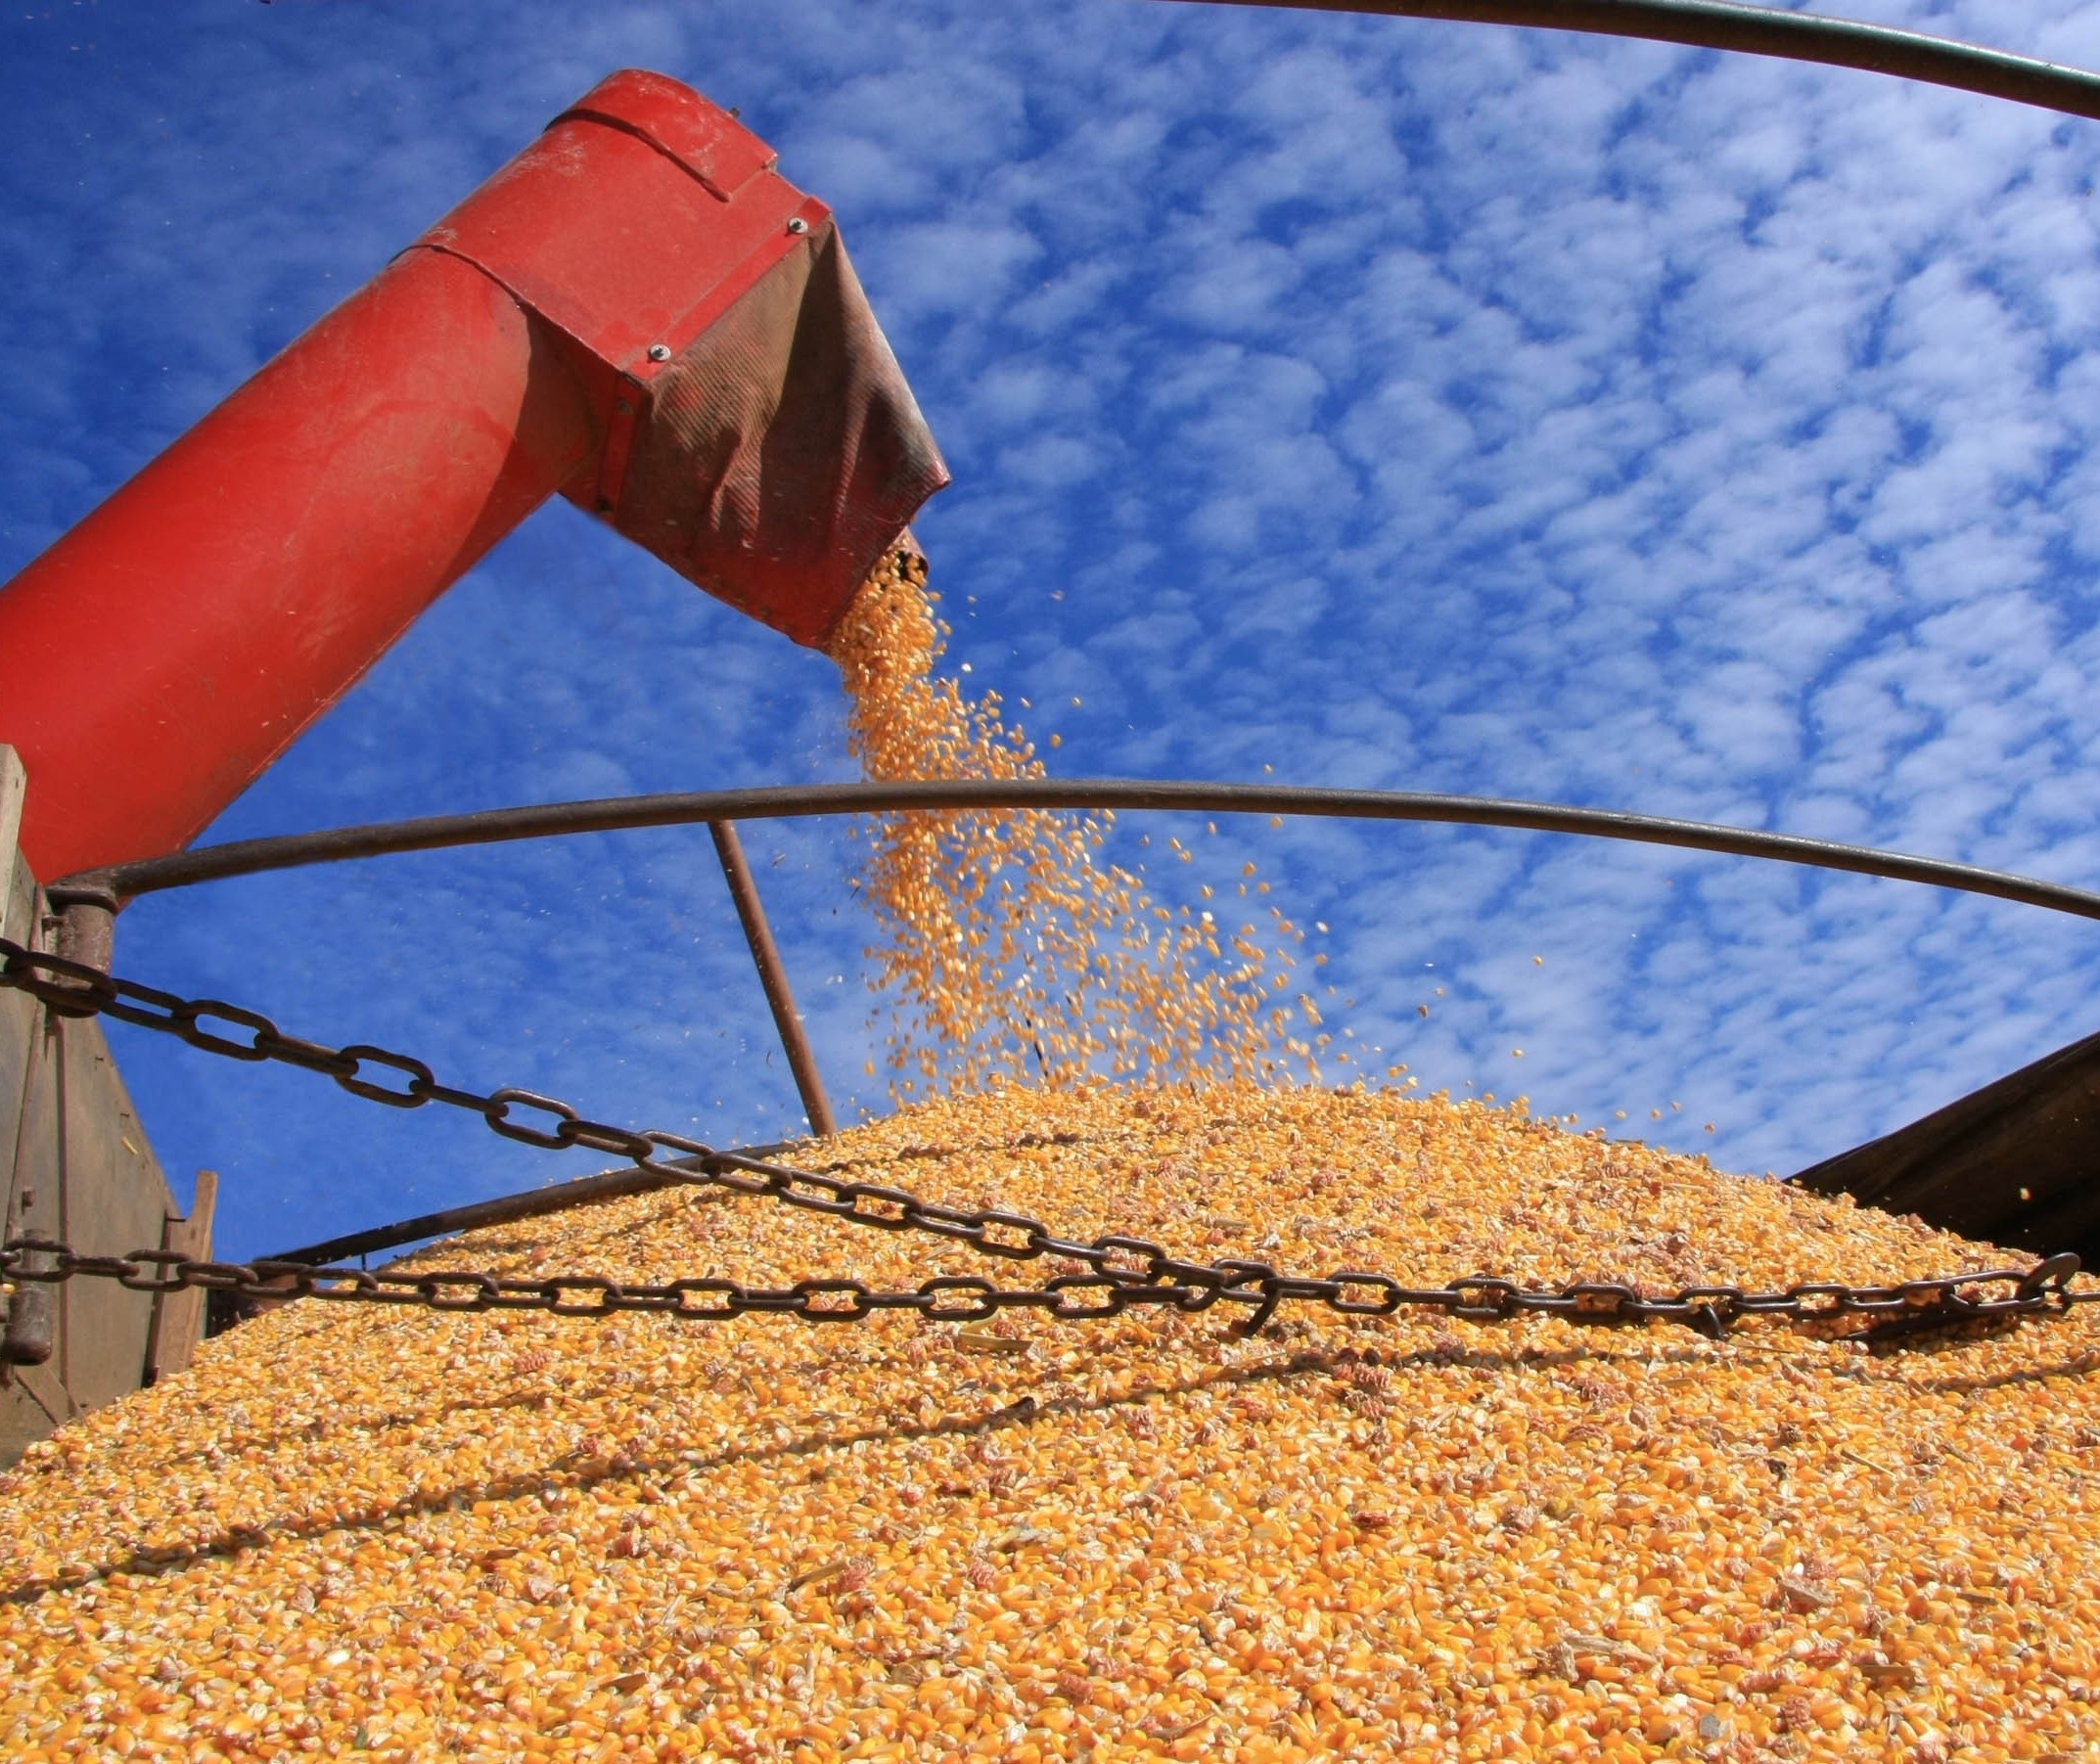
8,0,2100,1257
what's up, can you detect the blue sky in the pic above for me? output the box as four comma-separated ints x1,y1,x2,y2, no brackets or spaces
5,0,2100,1262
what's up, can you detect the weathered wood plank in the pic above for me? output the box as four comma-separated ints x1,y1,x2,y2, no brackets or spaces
0,757,55,1468
1,856,37,1236
145,1170,216,1384
0,747,23,910
0,1363,72,1468
56,1016,175,1412
1795,1024,2100,1261
1,749,37,1230
5,984,62,1353
0,745,182,1459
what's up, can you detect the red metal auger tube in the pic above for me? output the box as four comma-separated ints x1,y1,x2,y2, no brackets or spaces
0,69,947,882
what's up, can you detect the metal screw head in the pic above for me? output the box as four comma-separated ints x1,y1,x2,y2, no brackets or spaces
647,342,672,363
786,216,809,236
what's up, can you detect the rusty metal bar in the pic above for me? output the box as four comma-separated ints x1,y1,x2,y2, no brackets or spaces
708,820,838,1138
60,780,2100,926
266,1161,700,1268
259,1138,797,1267
1172,0,2100,123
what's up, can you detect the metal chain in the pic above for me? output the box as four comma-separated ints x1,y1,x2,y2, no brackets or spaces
0,1236,2085,1348
2,934,2087,1346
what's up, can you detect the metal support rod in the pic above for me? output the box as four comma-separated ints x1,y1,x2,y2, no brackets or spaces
42,890,116,1020
708,821,838,1138
1170,0,2100,123
258,1139,799,1268
267,1160,702,1268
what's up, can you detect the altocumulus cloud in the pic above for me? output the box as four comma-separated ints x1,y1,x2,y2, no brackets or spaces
0,0,2097,1255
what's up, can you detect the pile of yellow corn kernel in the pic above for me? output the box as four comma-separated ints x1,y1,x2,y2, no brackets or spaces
5,1082,2098,1763
827,550,1308,1100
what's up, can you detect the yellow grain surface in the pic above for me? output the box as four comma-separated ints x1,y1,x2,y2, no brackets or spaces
5,1084,2098,1763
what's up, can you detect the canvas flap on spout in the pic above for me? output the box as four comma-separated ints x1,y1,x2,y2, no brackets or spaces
611,223,950,651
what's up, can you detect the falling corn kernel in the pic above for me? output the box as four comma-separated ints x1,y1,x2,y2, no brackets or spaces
822,547,1309,1098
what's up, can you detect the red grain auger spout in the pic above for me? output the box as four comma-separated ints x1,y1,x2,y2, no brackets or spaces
0,68,948,882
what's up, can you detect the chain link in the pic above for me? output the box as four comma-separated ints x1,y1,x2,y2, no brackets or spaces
1,1235,2083,1348
2,934,2087,1348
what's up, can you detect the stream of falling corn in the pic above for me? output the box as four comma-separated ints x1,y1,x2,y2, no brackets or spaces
5,554,2100,1763
826,547,1309,1101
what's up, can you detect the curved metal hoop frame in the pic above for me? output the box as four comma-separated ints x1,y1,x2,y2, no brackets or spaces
57,779,2100,926
1181,0,2100,121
